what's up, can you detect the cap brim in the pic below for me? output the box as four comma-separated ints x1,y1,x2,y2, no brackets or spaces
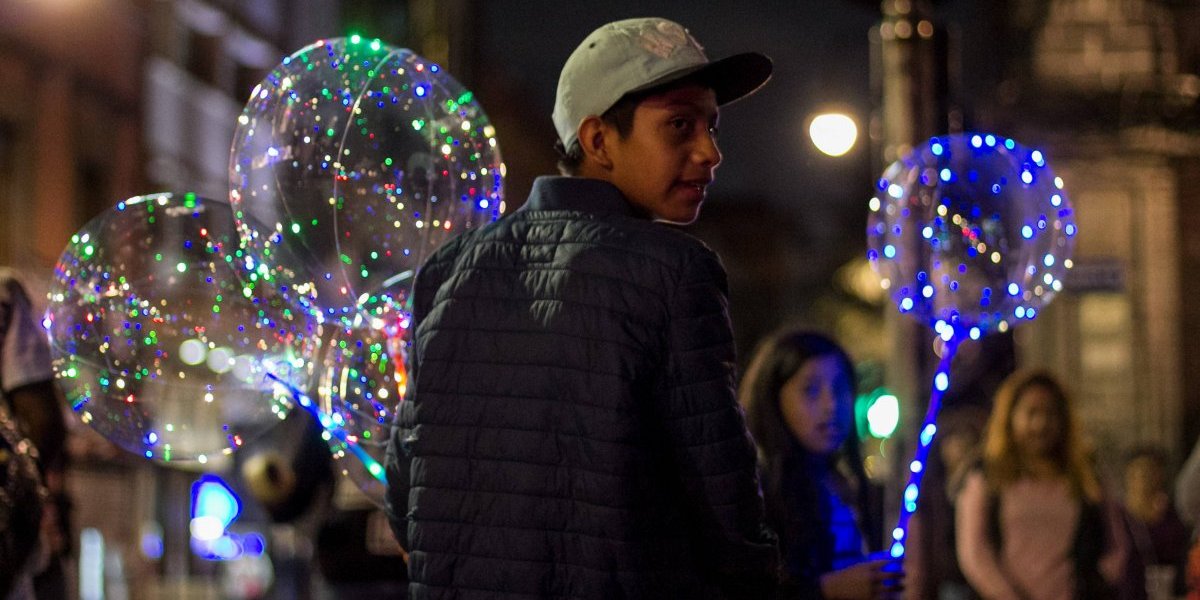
630,52,773,107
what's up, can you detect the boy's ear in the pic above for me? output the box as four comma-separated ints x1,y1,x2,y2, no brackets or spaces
577,116,613,170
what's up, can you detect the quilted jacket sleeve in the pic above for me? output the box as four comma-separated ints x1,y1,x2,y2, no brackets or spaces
658,246,780,597
383,238,458,550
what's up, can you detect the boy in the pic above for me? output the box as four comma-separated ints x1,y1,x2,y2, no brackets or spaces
385,17,778,598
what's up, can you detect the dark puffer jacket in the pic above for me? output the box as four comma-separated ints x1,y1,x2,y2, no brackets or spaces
385,177,779,599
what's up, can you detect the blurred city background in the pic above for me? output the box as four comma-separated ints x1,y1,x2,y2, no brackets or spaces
1,0,1199,597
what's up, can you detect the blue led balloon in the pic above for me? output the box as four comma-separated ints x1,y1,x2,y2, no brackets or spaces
866,133,1078,558
866,133,1076,333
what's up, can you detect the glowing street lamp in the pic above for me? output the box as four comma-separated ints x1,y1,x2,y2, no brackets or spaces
808,112,859,157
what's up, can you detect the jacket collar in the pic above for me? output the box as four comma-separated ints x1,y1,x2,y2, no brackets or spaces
521,176,643,219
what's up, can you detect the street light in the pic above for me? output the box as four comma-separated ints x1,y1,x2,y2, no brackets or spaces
808,112,859,157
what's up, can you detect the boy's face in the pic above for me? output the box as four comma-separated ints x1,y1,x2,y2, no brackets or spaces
604,84,721,224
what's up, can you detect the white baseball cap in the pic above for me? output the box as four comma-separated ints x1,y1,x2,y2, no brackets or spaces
553,17,773,150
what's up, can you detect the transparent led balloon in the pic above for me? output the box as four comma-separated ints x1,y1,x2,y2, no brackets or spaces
45,193,318,464
866,133,1076,334
305,322,405,506
230,36,505,325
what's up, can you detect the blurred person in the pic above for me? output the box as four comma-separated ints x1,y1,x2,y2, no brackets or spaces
384,17,780,599
0,268,69,599
1121,446,1188,599
956,369,1129,600
740,329,903,599
905,405,989,600
0,403,47,600
1172,436,1200,599
0,268,70,600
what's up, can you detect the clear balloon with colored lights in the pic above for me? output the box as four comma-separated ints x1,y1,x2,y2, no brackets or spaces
866,133,1076,335
45,193,319,465
864,133,1077,559
303,321,404,506
229,36,505,325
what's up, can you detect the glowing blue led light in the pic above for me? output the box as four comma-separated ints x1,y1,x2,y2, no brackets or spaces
891,544,904,558
191,475,241,533
985,134,996,146
1031,150,1044,166
242,533,266,556
922,285,934,298
893,527,905,541
905,484,919,503
1021,170,1033,184
1051,194,1062,207
1065,224,1076,236
1027,307,1037,319
922,226,933,239
940,168,952,182
910,460,923,473
884,245,896,259
1043,254,1055,267
1015,306,1027,318
887,183,904,199
1022,225,1034,239
940,327,953,342
1004,138,1015,149
970,135,982,147
991,183,1001,194
414,85,427,97
931,142,944,156
934,372,949,391
900,297,914,312
920,424,937,445
969,327,981,340
1008,283,1019,296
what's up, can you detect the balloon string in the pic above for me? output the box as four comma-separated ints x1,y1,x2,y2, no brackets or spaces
888,329,961,558
263,371,389,485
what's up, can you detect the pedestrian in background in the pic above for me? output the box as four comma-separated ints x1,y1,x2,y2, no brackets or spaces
1121,446,1189,599
956,369,1129,600
0,268,69,599
740,329,902,599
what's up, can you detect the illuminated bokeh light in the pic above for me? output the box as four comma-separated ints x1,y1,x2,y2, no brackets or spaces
45,193,317,464
229,36,505,325
808,112,858,157
866,133,1076,333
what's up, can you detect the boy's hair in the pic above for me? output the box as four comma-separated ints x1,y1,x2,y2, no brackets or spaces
554,89,645,176
555,75,712,176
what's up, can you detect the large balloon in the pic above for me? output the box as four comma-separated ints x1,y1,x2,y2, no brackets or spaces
45,193,317,464
309,320,403,506
866,133,1076,335
230,36,505,324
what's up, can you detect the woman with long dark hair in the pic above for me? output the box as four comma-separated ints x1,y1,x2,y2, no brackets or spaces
740,330,901,599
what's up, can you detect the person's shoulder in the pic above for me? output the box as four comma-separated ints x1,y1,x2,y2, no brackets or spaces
602,218,720,263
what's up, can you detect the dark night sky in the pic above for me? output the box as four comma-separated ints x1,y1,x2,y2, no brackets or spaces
472,1,882,260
